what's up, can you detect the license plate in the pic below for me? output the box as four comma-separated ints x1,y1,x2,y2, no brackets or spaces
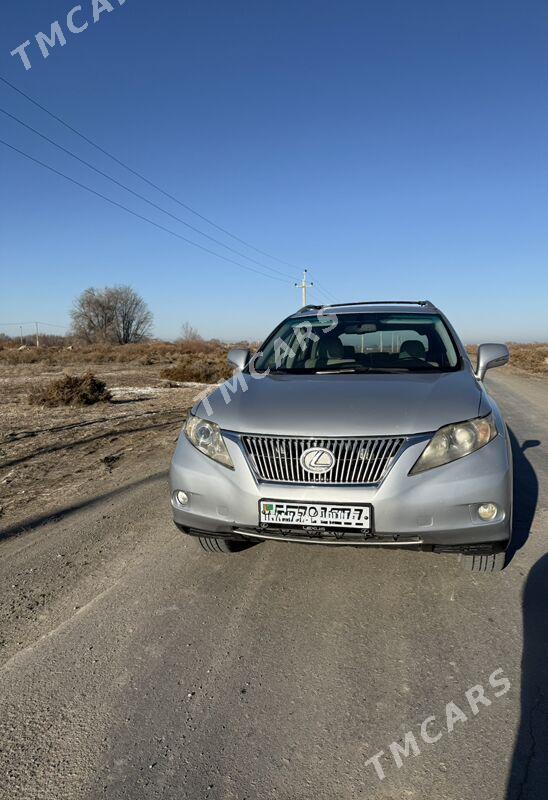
259,500,371,530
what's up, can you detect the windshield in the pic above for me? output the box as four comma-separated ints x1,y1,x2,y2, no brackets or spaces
253,313,461,374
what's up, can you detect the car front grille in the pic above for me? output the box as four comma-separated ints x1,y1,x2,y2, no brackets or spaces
241,435,405,484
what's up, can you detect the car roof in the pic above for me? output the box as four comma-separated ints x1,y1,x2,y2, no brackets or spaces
293,300,441,318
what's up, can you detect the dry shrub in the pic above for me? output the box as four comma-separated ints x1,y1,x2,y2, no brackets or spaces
29,372,112,407
160,354,232,383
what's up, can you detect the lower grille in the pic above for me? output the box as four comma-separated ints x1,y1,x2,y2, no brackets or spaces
241,435,405,484
234,527,423,546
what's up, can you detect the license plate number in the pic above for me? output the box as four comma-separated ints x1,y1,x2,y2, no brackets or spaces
259,500,371,530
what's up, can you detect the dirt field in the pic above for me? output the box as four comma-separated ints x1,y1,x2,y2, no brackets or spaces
0,360,209,534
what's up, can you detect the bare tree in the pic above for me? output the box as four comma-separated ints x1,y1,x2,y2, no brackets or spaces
179,322,202,342
109,286,153,344
71,287,113,343
71,286,153,344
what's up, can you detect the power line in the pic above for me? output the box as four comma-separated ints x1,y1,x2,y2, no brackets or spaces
0,75,303,273
0,106,297,282
314,283,339,304
0,77,340,300
36,321,69,329
0,321,67,328
316,283,339,302
0,138,291,285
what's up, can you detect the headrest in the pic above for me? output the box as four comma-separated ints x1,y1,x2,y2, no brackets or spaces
318,334,344,360
399,339,426,359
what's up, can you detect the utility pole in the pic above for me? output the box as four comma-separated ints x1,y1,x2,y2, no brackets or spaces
35,322,40,348
19,325,23,346
295,269,313,306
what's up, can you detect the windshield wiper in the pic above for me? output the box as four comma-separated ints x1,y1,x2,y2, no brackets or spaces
266,366,446,375
268,367,310,374
315,367,364,374
316,367,422,374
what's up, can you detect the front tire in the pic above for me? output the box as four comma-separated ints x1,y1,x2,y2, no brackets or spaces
461,551,506,573
198,536,240,554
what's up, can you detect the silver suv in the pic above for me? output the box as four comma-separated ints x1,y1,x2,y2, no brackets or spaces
170,301,512,572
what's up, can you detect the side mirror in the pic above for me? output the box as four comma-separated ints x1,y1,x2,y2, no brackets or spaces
476,343,509,381
227,348,250,371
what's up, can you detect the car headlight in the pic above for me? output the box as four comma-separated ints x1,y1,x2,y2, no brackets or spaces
185,415,234,469
410,413,497,474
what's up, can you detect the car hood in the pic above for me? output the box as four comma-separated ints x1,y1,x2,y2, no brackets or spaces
195,370,483,437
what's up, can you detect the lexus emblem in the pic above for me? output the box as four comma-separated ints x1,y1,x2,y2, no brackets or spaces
300,447,335,474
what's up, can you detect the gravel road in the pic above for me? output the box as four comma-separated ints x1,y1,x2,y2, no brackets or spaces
0,369,546,800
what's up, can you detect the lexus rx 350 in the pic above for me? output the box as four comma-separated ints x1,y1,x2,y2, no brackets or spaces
169,301,512,572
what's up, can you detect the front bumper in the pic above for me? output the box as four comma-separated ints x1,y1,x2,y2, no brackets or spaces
169,428,512,551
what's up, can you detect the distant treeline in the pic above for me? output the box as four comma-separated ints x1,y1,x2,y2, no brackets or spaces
0,332,69,348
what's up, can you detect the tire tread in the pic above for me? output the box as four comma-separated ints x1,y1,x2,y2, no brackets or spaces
198,536,234,554
462,551,506,573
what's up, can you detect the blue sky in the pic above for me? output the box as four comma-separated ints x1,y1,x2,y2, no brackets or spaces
1,0,547,342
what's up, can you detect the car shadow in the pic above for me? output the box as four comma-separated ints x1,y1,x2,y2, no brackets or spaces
505,429,540,564
506,553,548,799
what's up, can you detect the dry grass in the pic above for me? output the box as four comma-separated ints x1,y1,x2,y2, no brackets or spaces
28,373,112,407
506,344,548,374
0,338,236,384
0,339,228,366
160,354,233,383
467,343,548,375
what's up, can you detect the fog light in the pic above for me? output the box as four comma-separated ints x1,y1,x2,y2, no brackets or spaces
175,491,189,506
478,503,498,521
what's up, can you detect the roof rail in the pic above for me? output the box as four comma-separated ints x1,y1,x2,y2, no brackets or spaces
321,300,435,309
298,304,323,312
